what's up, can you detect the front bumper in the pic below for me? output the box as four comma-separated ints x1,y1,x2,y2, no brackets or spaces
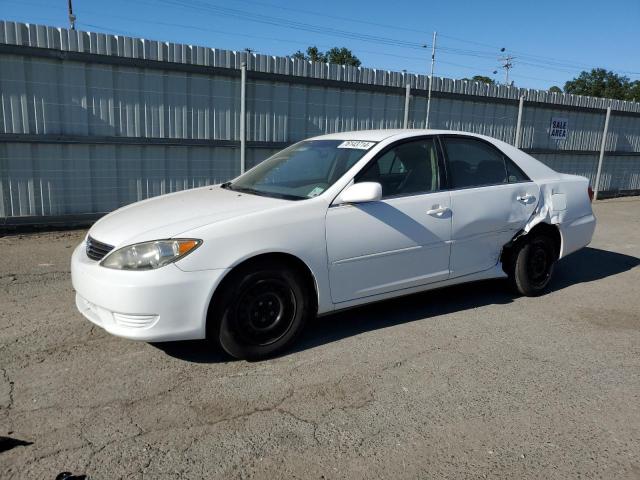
71,243,228,341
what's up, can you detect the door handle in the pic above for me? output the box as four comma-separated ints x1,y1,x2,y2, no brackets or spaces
517,194,536,204
427,206,449,217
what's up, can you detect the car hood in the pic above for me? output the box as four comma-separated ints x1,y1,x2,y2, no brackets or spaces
88,186,289,247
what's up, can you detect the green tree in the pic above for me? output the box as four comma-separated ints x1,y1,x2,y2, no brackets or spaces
628,81,640,102
291,46,360,67
307,46,327,63
291,50,306,60
292,46,326,62
325,47,361,67
564,68,631,100
549,86,562,94
465,75,495,85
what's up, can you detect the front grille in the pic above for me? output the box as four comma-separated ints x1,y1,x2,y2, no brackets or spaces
86,236,114,261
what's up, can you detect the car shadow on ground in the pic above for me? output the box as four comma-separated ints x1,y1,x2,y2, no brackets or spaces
154,247,639,363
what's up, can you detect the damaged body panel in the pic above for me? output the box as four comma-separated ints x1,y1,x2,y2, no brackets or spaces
489,139,596,263
507,176,595,260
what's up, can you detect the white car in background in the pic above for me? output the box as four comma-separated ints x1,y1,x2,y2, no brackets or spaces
71,129,596,359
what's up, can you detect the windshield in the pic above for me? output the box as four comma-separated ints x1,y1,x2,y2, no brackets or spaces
224,140,376,200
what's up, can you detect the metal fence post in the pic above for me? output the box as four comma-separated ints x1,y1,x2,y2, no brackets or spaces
240,61,247,174
593,106,611,200
403,84,410,129
515,95,524,148
425,31,437,129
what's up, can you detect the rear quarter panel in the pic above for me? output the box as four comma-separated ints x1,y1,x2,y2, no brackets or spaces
533,174,596,258
497,137,596,259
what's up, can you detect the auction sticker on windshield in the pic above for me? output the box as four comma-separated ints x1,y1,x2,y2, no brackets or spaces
337,140,376,150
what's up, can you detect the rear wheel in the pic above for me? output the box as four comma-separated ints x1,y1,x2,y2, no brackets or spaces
211,260,313,360
509,234,557,296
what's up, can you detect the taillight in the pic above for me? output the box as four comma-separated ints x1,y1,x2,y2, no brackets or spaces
588,185,594,202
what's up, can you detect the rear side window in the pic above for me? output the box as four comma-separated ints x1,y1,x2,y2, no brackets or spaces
505,158,530,183
443,138,508,189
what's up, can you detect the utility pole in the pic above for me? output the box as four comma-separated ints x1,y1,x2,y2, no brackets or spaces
425,31,437,129
403,83,411,129
240,62,247,174
498,48,514,85
67,0,76,30
593,106,612,201
515,95,524,148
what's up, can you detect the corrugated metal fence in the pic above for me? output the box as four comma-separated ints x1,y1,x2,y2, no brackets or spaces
1,21,639,225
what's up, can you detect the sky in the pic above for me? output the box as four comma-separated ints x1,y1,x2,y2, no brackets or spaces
1,0,639,90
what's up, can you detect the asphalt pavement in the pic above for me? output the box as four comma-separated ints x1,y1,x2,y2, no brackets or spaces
1,198,639,479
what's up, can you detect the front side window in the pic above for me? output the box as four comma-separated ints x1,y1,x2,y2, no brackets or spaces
443,138,509,189
227,140,374,200
356,139,440,198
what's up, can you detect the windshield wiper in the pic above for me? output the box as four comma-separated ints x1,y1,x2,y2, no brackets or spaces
231,186,272,198
230,186,304,201
220,181,233,190
262,192,306,201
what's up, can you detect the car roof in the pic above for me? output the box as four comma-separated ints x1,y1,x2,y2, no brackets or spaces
308,129,495,142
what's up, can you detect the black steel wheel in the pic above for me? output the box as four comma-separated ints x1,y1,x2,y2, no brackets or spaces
211,259,313,360
233,277,297,347
509,234,557,296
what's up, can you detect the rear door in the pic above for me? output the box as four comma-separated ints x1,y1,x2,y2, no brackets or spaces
440,136,539,277
325,137,452,303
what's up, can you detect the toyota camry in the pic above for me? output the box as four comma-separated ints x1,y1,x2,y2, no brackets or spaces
71,130,596,359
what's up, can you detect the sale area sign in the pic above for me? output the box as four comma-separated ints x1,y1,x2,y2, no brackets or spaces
550,117,568,139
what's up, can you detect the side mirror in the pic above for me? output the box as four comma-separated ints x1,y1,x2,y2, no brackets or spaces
339,182,382,204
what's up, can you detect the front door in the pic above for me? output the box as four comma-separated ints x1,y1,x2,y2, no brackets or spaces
325,137,452,303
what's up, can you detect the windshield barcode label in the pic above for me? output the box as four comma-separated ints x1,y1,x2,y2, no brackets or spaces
337,140,376,150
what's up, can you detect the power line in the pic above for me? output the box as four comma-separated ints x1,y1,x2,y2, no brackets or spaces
158,0,639,76
154,0,428,50
8,0,640,77
440,32,640,76
75,18,581,88
7,0,638,78
230,0,431,35
140,0,628,79
5,0,638,87
228,0,637,77
79,19,572,86
79,19,429,63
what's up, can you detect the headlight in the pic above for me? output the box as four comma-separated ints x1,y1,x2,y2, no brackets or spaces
100,239,202,270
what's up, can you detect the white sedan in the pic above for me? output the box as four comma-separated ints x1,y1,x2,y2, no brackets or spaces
71,130,596,359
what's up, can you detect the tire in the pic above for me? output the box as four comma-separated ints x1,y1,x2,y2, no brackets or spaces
211,260,313,360
508,234,557,297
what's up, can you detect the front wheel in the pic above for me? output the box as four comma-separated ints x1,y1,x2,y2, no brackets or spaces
211,260,313,360
508,234,557,296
